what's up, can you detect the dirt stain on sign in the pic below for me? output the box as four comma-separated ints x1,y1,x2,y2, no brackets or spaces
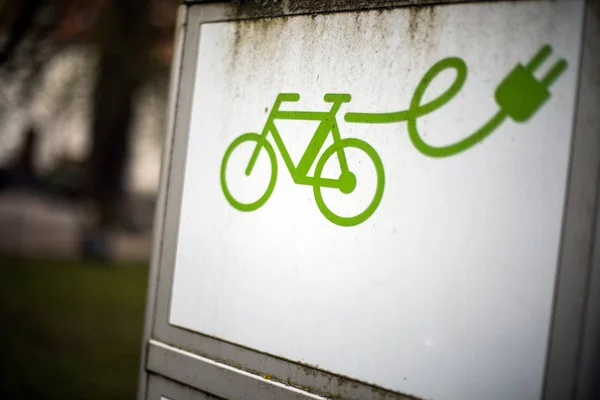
407,5,437,42
229,15,290,75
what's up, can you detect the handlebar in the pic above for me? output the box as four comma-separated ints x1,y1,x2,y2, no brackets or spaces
324,93,352,103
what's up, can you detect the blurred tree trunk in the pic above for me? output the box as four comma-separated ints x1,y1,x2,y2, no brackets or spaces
89,53,135,227
88,0,151,228
0,0,40,65
0,0,175,232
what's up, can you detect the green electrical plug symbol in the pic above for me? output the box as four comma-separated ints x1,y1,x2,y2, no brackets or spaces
345,44,568,156
220,44,568,227
495,45,568,122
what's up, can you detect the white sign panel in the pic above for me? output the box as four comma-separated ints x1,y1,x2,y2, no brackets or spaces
170,2,584,399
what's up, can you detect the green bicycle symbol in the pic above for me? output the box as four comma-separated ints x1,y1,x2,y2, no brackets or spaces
221,93,384,227
221,45,568,227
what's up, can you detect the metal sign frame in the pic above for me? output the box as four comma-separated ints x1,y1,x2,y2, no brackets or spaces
138,1,600,399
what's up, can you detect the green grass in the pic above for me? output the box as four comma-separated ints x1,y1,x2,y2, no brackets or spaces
0,258,149,400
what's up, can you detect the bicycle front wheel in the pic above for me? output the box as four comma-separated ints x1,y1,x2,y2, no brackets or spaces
313,138,384,227
221,133,277,212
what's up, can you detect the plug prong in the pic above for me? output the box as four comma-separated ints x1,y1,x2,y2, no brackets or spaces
526,45,552,71
541,59,568,87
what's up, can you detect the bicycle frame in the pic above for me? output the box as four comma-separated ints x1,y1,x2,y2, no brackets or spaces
246,93,352,189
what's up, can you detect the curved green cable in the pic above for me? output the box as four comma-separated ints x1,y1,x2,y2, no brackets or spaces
344,57,507,158
407,111,506,157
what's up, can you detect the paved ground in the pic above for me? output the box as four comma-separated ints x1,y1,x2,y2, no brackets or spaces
0,191,154,261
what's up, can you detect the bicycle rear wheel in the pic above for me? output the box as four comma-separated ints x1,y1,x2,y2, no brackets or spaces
313,138,384,227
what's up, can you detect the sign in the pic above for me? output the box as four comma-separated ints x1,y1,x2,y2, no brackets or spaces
140,1,598,399
220,45,567,227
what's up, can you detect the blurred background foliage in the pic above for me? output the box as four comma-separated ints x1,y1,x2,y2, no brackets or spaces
0,0,178,229
0,1,179,398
